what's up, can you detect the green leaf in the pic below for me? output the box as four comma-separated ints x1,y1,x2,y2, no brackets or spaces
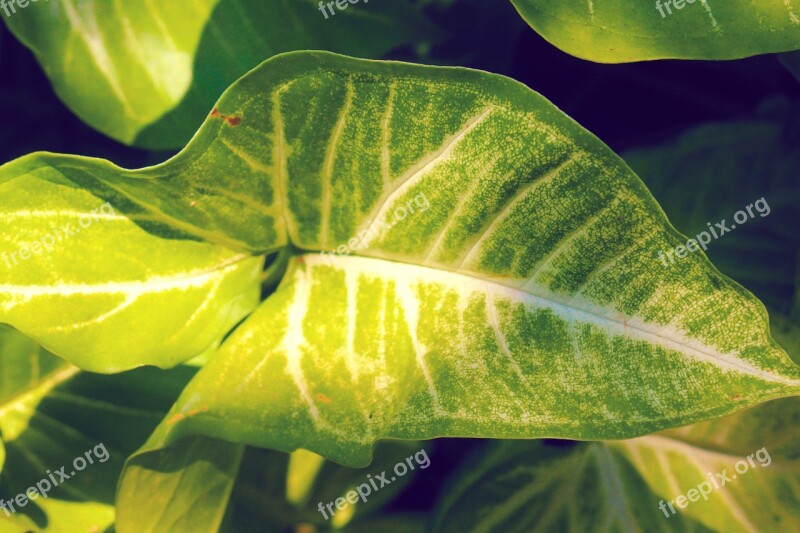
0,326,197,531
659,397,800,460
0,154,264,372
223,442,429,530
623,103,800,362
6,52,800,463
2,0,438,149
285,441,427,527
149,248,799,466
0,326,67,478
511,0,800,62
116,436,244,533
119,437,426,532
422,104,800,533
432,398,800,532
126,52,800,466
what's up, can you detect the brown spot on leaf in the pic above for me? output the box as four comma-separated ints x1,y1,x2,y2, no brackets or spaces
317,393,332,403
187,406,209,417
210,107,241,126
169,406,209,424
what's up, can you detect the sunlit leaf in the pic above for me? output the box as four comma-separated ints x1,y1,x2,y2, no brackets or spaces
511,0,800,62
0,154,264,372
5,52,799,465
2,0,438,148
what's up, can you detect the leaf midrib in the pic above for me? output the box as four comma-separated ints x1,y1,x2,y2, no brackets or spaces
303,253,800,388
621,434,800,470
0,253,253,297
0,366,80,422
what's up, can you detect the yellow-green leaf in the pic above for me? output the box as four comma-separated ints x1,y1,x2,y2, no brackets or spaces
5,52,799,463
511,0,800,62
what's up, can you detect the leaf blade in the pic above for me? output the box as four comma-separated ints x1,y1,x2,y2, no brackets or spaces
0,327,197,531
151,250,800,466
432,399,800,532
4,52,798,457
511,0,800,62
0,155,264,372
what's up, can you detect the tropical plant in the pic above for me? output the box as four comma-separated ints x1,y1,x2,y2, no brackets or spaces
1,1,799,532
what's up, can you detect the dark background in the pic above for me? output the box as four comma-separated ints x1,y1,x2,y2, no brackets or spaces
2,0,798,168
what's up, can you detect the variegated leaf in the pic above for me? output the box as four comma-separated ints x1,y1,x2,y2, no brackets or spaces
624,108,800,363
144,250,800,466
4,53,799,458
432,398,800,532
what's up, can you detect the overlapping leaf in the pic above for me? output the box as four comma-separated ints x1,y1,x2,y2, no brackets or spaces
117,436,426,533
432,397,800,532
0,154,264,372
2,50,798,467
427,103,800,533
0,326,196,531
116,436,244,533
511,0,800,62
2,0,437,149
222,442,428,530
